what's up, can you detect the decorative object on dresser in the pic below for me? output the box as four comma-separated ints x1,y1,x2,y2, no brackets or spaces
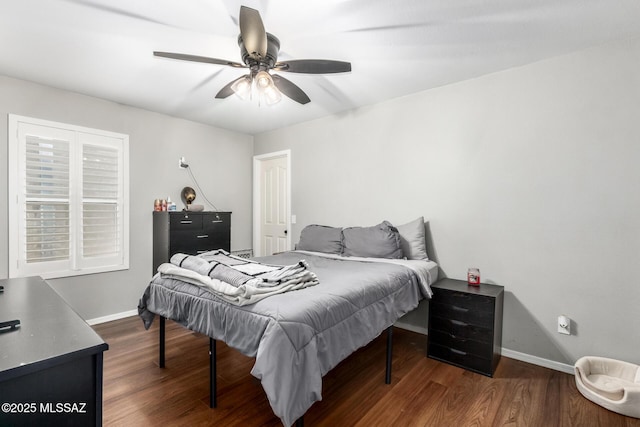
180,186,204,211
427,278,504,377
152,211,231,274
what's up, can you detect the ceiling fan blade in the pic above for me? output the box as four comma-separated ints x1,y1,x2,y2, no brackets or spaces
63,0,173,27
215,75,248,99
239,6,267,59
154,52,245,68
271,74,311,105
273,59,352,74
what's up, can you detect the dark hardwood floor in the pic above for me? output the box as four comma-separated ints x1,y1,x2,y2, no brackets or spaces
93,316,640,426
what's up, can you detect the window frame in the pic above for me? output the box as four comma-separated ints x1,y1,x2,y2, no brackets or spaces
8,114,130,279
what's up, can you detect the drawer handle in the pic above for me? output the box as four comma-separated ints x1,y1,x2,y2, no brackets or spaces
180,220,193,224
451,348,467,356
196,235,209,239
452,305,469,313
210,220,223,223
450,319,468,327
453,292,471,299
449,334,467,342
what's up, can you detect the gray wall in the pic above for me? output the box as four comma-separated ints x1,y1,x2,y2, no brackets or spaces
254,37,640,365
0,75,253,320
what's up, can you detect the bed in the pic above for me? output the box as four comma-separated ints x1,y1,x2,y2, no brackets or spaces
138,219,437,426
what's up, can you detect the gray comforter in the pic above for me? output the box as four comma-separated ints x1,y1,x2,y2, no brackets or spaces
138,251,437,426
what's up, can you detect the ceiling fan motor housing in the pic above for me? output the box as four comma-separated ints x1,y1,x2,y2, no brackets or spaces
238,33,280,70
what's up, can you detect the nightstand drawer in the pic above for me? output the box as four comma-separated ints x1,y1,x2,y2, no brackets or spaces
428,343,492,375
433,289,494,313
428,329,491,358
430,316,492,343
430,301,494,328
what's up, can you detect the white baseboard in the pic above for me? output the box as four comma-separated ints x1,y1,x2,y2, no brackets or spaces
501,348,575,375
394,323,574,375
86,309,138,326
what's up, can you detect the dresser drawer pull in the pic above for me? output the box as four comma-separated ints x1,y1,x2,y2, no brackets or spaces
452,305,469,313
180,220,193,224
450,319,468,327
196,235,209,239
451,348,467,356
209,220,223,223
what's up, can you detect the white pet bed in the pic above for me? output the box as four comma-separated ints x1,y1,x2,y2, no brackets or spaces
574,356,640,418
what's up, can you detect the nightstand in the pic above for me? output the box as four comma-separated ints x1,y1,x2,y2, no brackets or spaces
427,278,504,377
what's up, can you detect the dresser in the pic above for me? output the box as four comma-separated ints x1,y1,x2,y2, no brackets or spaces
0,276,108,426
152,211,231,273
427,278,504,377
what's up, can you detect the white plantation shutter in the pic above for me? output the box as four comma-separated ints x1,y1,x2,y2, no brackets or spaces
81,141,121,261
9,115,129,279
24,135,71,264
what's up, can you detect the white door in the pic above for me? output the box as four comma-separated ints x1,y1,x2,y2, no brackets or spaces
254,152,290,256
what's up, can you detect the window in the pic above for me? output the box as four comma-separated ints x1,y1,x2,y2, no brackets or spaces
8,115,129,279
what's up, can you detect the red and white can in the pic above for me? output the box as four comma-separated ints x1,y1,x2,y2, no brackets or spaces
467,268,480,286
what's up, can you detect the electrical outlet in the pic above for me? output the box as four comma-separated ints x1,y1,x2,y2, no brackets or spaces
558,315,570,335
178,157,188,169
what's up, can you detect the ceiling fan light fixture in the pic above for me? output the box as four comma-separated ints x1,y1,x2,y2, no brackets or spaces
231,75,252,100
255,70,273,89
254,70,282,105
263,84,282,105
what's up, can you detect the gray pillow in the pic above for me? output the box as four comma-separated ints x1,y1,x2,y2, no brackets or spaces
396,216,429,260
342,221,403,259
296,224,343,254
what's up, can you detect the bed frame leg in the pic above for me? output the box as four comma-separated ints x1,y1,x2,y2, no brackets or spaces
295,416,304,426
210,338,217,408
385,326,393,384
159,316,165,368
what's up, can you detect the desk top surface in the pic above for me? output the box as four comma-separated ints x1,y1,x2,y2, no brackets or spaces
0,276,108,379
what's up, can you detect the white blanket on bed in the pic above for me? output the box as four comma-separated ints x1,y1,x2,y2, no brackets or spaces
156,249,319,305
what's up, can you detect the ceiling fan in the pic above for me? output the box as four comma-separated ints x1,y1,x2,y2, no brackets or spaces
154,6,352,105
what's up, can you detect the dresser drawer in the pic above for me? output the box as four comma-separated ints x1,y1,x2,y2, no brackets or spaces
203,214,230,239
430,315,492,344
169,213,203,230
170,231,227,255
203,213,229,227
428,342,492,375
430,301,495,328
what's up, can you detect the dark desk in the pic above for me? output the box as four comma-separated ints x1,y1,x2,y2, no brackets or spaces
0,276,109,426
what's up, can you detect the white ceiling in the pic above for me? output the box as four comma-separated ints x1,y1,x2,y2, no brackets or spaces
2,0,640,135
